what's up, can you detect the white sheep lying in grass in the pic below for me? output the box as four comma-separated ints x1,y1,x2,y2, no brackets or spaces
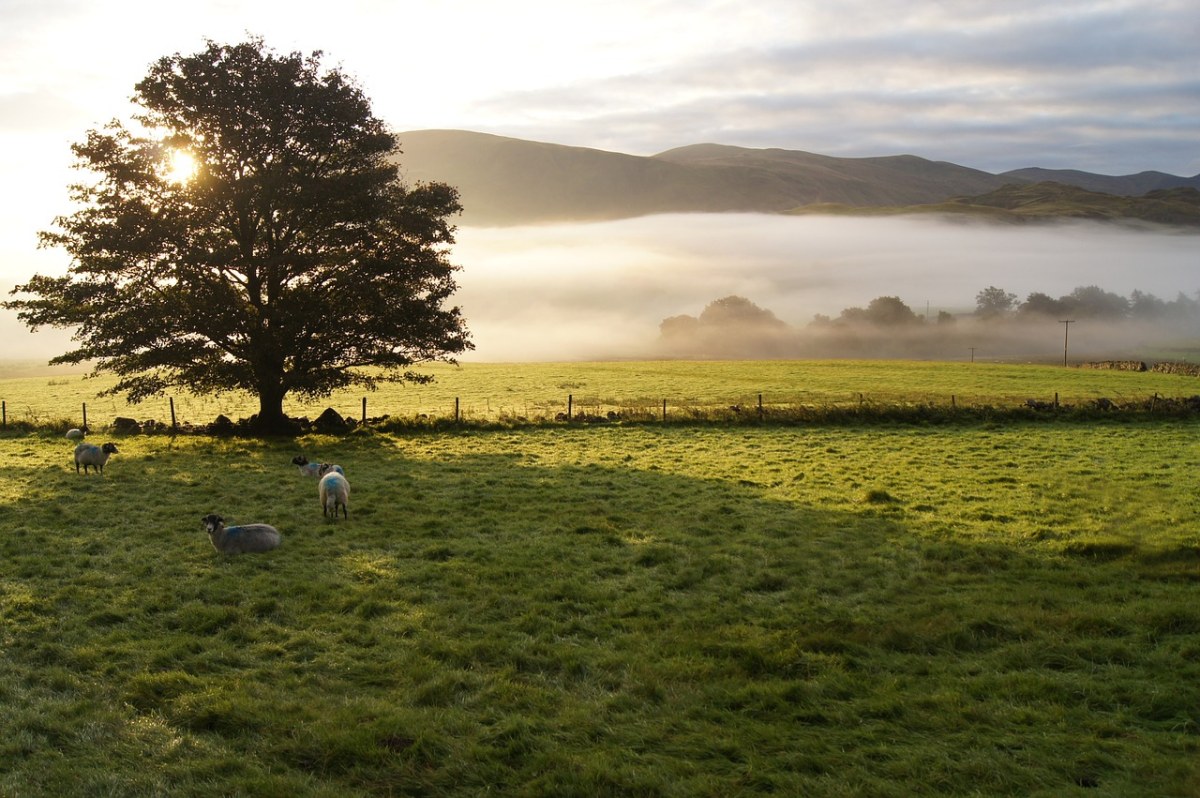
74,442,118,474
292,455,345,478
319,471,350,519
200,514,282,554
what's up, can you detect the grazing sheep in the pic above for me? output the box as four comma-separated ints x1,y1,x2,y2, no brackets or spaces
200,513,282,554
65,427,87,441
319,471,350,519
74,442,118,474
292,455,345,478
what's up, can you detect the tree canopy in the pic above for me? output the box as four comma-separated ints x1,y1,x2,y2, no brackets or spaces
5,38,471,432
837,296,921,326
975,286,1018,318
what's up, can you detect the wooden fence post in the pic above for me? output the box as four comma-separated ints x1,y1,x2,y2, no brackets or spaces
82,403,87,429
362,397,367,424
758,393,764,418
455,397,460,423
662,399,667,422
170,397,177,431
568,394,573,421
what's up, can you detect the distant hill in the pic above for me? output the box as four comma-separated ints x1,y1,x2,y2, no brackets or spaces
999,167,1200,196
394,129,1200,226
651,143,1010,205
787,182,1200,227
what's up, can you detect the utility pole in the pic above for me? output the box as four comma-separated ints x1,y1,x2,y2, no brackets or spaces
1059,320,1074,367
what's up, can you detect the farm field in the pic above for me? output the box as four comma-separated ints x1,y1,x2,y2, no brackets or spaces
1,406,1199,795
2,359,1200,429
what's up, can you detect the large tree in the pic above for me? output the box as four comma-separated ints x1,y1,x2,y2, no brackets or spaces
4,38,471,432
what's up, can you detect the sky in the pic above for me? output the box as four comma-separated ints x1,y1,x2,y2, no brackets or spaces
1,0,1198,361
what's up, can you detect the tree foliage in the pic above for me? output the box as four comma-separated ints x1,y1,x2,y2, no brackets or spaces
975,286,1018,318
5,38,471,432
696,295,786,328
837,296,921,326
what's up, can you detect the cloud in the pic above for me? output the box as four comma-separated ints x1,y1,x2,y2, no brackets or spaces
467,1,1200,174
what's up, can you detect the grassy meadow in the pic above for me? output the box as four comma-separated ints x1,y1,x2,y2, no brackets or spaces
3,359,1200,429
1,361,1199,796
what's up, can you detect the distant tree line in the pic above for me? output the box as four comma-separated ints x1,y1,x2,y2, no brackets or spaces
658,287,1200,360
971,285,1200,323
663,286,1200,337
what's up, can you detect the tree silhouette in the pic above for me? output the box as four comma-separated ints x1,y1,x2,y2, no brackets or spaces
975,286,1018,318
839,296,921,326
5,39,471,433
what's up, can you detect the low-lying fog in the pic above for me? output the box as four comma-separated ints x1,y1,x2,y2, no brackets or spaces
453,214,1200,362
2,214,1196,365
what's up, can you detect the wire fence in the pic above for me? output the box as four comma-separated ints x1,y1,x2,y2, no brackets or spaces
5,358,1200,433
4,388,1199,434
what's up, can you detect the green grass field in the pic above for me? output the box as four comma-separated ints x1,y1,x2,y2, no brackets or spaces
2,362,1199,796
3,359,1199,429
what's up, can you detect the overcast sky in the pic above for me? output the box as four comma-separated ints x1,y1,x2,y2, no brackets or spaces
1,0,1198,360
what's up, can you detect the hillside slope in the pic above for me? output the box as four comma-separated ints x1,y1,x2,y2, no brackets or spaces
999,167,1200,196
651,143,1010,206
786,182,1200,226
395,130,1014,224
394,129,1198,226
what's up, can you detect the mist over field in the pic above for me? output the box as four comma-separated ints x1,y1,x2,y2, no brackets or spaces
453,214,1200,362
3,214,1197,365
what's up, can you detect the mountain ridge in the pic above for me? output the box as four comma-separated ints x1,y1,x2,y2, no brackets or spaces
394,129,1200,226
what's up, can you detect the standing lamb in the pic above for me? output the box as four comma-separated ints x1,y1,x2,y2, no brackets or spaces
65,427,87,440
199,514,282,554
292,455,345,478
319,471,350,519
74,442,118,474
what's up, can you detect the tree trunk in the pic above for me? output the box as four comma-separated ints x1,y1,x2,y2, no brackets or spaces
254,382,295,435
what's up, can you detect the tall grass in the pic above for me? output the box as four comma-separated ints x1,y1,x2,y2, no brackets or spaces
1,419,1198,796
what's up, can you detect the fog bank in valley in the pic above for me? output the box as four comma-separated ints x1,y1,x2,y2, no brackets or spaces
2,214,1196,366
453,214,1200,362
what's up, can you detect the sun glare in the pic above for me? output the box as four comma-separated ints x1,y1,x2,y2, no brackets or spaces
165,149,198,184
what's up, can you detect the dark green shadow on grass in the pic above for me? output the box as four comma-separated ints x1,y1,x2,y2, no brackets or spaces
0,434,1198,797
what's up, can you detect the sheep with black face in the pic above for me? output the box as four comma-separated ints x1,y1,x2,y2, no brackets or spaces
200,514,282,554
74,442,118,474
292,455,345,478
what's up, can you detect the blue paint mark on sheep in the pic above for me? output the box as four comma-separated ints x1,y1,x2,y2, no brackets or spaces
319,471,350,520
74,442,118,475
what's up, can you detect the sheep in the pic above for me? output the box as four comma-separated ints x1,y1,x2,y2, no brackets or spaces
74,442,118,474
65,427,87,441
319,471,350,519
200,513,282,554
292,455,345,478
